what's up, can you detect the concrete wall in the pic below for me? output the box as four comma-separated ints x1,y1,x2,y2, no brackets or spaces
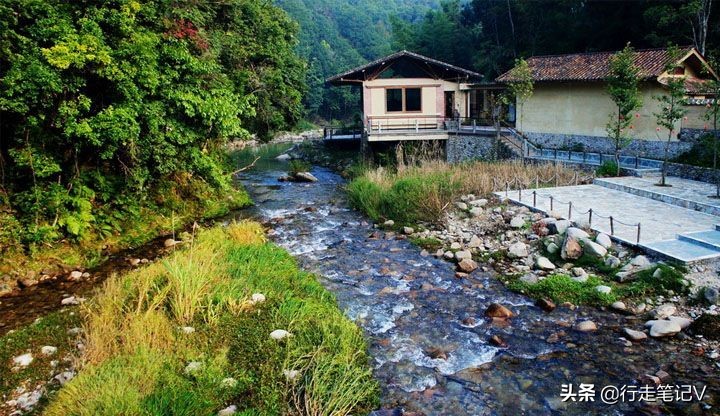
364,78,470,127
445,136,514,162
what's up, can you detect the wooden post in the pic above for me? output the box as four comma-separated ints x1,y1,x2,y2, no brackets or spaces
505,182,509,198
588,209,593,226
533,191,537,207
550,196,554,211
568,201,572,220
637,223,641,244
610,216,614,235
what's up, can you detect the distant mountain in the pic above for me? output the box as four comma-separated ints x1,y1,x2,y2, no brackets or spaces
275,0,441,120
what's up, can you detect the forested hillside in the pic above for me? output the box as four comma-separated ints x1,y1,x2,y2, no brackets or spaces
0,0,304,273
275,0,441,120
393,0,719,80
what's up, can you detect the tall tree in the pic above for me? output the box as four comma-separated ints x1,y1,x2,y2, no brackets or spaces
606,44,643,176
702,74,720,196
654,46,688,187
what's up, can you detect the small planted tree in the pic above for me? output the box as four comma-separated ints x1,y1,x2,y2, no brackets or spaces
505,58,535,134
654,46,687,186
606,44,643,176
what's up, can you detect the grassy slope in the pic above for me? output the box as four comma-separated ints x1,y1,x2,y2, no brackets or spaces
22,221,378,415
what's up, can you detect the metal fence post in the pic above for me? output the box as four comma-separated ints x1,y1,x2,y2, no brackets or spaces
505,182,509,198
588,209,593,227
533,191,537,207
568,201,572,220
637,223,641,244
550,196,554,211
610,216,614,235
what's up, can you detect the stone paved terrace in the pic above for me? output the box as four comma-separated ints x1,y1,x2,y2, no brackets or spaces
595,175,720,216
495,182,720,263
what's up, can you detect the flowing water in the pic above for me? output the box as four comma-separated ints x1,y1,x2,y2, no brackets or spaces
237,145,718,416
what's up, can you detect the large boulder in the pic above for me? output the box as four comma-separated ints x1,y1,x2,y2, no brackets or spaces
535,256,556,271
595,233,612,249
507,242,529,259
583,240,607,258
561,236,583,260
566,227,589,240
509,216,525,228
457,258,479,273
649,320,681,338
550,219,571,235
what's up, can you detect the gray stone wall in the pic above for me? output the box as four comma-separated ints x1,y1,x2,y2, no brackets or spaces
445,136,513,163
524,131,696,160
666,162,720,183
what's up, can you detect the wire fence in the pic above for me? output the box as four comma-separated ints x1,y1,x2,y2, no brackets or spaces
494,174,642,244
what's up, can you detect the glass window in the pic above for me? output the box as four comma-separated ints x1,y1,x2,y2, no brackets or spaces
405,88,422,111
386,88,403,112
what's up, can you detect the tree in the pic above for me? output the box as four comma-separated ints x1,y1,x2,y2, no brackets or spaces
606,44,643,176
505,58,534,133
654,46,688,186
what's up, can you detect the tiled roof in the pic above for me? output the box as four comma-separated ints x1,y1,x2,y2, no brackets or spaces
327,50,482,85
496,47,696,83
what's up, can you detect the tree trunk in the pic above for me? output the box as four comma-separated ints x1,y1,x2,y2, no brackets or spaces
661,134,671,186
714,113,719,197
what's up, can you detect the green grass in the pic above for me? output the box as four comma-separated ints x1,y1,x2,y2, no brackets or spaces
42,222,378,416
507,273,617,306
288,159,312,176
617,264,690,299
0,310,82,401
408,236,443,251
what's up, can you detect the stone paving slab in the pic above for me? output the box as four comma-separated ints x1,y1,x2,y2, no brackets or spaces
496,184,720,245
595,175,720,216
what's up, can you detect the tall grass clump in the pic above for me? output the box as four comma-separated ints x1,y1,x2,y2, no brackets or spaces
45,221,378,415
347,159,582,225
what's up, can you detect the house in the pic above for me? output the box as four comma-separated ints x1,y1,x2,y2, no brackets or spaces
326,50,492,142
496,47,719,159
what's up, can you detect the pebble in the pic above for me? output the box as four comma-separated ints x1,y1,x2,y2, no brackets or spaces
41,346,57,356
270,329,292,340
218,405,238,416
535,256,556,271
12,353,33,367
574,320,597,332
484,303,513,319
623,328,647,341
649,320,682,338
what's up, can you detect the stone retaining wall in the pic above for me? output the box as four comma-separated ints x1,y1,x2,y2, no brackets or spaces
445,135,513,163
524,131,699,160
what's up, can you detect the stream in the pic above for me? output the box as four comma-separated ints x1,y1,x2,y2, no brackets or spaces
237,145,718,416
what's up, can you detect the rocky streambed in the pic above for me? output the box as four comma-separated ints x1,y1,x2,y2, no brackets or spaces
238,148,719,416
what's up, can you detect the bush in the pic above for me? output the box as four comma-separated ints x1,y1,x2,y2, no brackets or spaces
507,274,617,306
595,161,619,177
288,159,312,176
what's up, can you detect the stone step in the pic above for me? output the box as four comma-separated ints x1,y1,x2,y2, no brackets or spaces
594,178,720,216
641,238,720,264
680,230,720,250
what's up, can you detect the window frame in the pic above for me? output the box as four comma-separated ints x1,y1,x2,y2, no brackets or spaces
385,87,423,113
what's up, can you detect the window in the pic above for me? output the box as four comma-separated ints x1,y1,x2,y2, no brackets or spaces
385,87,422,112
405,88,421,111
386,88,403,112
673,66,685,75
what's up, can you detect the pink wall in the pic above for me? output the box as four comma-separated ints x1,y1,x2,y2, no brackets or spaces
363,85,372,121
436,86,445,118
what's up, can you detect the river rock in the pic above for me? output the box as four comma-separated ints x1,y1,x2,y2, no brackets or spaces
457,258,478,273
536,298,556,312
41,346,57,356
605,255,621,269
450,242,462,250
61,296,84,306
566,227,589,239
276,153,291,161
13,389,42,412
402,226,414,235
468,235,483,248
294,172,318,182
596,233,612,249
510,216,525,228
561,236,582,260
583,241,607,258
489,335,508,348
551,219,571,235
13,353,33,367
485,303,513,319
507,242,528,259
218,405,238,416
444,251,455,260
455,201,468,211
455,250,472,261
270,329,292,341
129,258,141,266
535,256,556,271
623,328,648,342
469,198,488,207
653,303,677,319
667,316,692,330
546,242,559,254
164,238,178,248
649,320,681,338
519,274,539,285
425,347,449,360
595,285,611,295
611,301,627,312
469,207,483,217
68,270,83,281
704,287,719,304
574,320,597,332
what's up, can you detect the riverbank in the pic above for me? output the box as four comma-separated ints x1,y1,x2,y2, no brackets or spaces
1,221,378,415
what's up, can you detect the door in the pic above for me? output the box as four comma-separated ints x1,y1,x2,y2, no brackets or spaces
444,91,455,119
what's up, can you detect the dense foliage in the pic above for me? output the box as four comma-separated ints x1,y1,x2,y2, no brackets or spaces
0,0,304,255
274,0,440,120
392,0,720,80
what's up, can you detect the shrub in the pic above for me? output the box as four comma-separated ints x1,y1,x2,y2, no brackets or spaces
595,161,619,177
288,160,312,176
